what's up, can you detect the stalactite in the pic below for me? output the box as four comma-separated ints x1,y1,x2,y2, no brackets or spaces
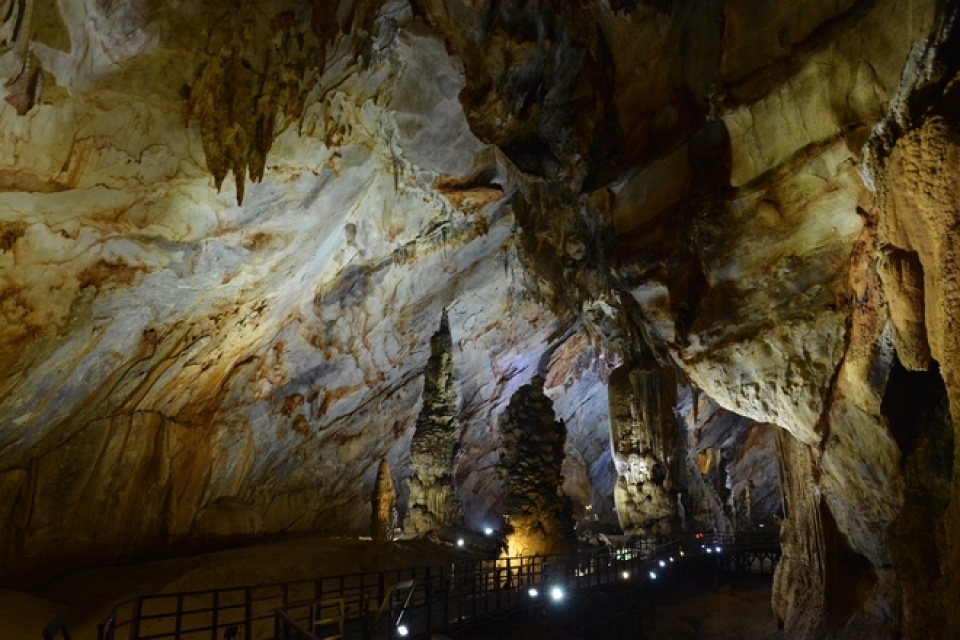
2,0,43,116
182,1,331,204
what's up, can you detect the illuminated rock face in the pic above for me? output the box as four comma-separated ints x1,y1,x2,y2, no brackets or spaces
498,377,575,557
676,386,781,534
371,459,398,542
0,0,565,581
608,361,677,537
1,1,960,638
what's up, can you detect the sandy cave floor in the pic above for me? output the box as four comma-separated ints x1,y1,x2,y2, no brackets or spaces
1,536,782,640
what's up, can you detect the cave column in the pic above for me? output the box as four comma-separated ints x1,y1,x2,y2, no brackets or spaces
608,361,678,537
771,428,827,635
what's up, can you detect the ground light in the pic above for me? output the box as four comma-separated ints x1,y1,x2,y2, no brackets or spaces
397,624,409,637
550,587,564,601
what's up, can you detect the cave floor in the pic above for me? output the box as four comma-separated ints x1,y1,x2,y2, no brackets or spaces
1,534,476,640
640,574,783,640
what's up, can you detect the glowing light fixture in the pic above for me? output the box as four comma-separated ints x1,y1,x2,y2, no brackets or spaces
397,624,409,637
649,571,657,580
658,560,666,567
456,538,465,547
715,546,722,553
706,547,713,554
621,571,630,579
550,587,565,601
679,550,685,557
484,527,494,536
669,557,675,563
528,588,539,597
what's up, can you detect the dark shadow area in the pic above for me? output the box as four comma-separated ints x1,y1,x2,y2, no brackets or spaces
883,358,953,638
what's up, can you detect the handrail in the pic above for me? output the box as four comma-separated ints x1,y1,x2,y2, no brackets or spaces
275,608,323,640
97,532,780,640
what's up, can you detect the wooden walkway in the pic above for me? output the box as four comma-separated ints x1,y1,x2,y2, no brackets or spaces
96,533,780,640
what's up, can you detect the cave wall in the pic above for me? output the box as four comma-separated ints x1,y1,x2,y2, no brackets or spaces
676,385,781,534
879,110,960,638
0,0,576,581
544,329,619,530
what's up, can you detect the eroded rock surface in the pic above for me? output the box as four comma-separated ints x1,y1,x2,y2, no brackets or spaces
1,1,960,638
608,359,677,537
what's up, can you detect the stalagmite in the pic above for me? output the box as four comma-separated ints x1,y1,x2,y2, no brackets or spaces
371,459,397,543
404,310,464,536
498,377,575,557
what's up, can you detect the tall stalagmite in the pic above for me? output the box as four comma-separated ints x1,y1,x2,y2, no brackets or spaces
404,311,463,535
499,377,575,556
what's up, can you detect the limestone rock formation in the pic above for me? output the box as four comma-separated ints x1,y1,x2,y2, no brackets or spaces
193,496,263,540
498,377,575,557
404,310,464,535
1,1,960,638
677,386,781,534
371,458,397,542
608,359,677,537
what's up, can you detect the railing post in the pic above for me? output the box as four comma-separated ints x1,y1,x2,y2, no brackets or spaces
442,564,449,628
425,565,432,633
244,587,253,640
131,597,142,640
210,591,219,640
378,571,385,616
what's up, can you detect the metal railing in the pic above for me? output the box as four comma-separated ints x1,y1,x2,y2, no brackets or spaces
97,532,780,640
